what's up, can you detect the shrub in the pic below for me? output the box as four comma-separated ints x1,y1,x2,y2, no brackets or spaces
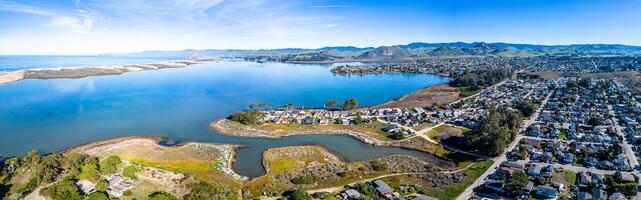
370,160,388,171
289,189,309,200
184,182,233,200
356,183,375,196
149,191,178,200
291,175,320,184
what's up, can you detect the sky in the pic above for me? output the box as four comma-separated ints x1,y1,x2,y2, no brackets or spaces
0,0,640,55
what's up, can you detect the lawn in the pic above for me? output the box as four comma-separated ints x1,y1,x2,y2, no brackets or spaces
421,160,494,200
559,132,568,140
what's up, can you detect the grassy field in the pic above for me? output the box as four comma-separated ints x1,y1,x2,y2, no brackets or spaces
127,157,240,188
263,145,333,173
260,121,395,141
427,124,469,140
552,170,577,185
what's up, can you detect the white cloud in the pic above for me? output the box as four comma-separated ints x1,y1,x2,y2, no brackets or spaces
0,0,96,33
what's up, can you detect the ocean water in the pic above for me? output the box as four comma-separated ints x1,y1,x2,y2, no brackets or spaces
0,55,182,72
0,60,451,177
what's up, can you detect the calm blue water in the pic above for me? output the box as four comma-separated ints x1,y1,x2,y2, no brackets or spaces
0,60,451,177
0,55,182,72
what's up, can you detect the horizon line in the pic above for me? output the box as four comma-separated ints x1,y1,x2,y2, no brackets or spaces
2,41,641,56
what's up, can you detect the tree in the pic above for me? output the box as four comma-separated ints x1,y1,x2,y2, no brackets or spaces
257,103,267,111
122,166,138,180
95,179,109,191
77,163,101,181
356,183,375,196
149,191,178,200
36,153,63,183
99,155,121,175
183,182,233,200
513,100,537,117
41,179,83,200
341,98,358,110
588,117,603,126
62,153,90,178
505,172,529,197
248,104,256,112
354,114,363,125
289,189,309,200
465,107,522,156
324,100,338,109
228,111,265,125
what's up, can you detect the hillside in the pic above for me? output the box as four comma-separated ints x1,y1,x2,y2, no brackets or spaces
101,42,641,60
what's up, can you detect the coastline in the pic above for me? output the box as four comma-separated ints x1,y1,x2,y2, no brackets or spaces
210,119,383,145
0,60,211,85
64,135,247,181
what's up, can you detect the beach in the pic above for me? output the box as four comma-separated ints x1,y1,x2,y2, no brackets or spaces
0,60,208,85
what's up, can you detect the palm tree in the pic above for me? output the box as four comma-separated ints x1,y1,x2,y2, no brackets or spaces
257,103,267,111
287,103,295,110
324,100,338,110
248,104,256,112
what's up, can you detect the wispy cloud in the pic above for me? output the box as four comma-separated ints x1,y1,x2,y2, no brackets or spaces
0,0,96,33
310,5,352,8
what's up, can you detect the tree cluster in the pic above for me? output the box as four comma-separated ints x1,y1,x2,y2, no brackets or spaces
449,69,512,89
512,100,538,117
465,108,522,156
228,111,265,125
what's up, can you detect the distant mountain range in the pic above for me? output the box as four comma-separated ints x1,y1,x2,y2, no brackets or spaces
102,42,641,60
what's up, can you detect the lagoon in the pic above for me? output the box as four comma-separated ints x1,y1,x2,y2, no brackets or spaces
0,61,450,177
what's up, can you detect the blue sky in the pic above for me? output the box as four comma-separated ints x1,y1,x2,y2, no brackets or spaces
0,0,640,55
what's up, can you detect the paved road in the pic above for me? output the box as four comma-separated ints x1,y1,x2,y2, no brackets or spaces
456,90,554,200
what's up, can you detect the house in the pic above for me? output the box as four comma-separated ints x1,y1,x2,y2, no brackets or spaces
585,156,598,167
578,192,593,200
373,180,394,195
608,192,627,200
563,153,575,164
75,180,96,194
541,165,554,178
592,173,605,184
484,182,504,194
535,186,558,199
578,172,592,187
528,165,542,176
592,188,607,200
522,181,534,194
341,189,361,199
619,173,636,183
497,167,523,178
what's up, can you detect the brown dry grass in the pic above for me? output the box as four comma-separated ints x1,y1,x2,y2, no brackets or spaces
375,84,462,108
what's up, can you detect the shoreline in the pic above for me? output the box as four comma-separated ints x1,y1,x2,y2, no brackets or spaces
210,119,383,145
64,135,248,181
0,60,213,86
